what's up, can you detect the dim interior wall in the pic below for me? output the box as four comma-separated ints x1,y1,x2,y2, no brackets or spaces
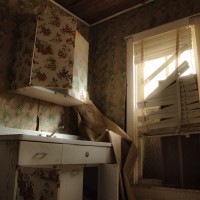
89,0,200,129
0,0,89,133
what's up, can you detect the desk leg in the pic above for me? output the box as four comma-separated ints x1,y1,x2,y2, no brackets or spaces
98,164,119,200
58,165,84,200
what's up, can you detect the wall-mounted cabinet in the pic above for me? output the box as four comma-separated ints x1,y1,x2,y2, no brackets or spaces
11,13,89,106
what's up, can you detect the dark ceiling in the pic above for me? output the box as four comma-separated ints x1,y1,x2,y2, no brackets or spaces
54,0,146,25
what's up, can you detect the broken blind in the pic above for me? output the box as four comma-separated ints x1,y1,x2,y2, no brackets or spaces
134,26,197,136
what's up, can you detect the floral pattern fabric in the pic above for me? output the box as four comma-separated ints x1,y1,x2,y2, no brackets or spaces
32,13,77,89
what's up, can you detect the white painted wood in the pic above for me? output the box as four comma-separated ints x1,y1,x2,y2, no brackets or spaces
0,133,112,147
62,144,114,164
127,17,190,42
18,141,62,166
98,164,119,200
58,165,84,200
190,16,200,103
13,86,82,106
0,136,116,200
126,37,140,184
138,118,178,133
126,37,135,140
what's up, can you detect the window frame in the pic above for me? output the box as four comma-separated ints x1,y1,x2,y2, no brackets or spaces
126,15,200,184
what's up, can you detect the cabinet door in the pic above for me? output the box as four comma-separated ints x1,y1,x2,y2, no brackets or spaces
32,14,77,88
98,164,119,200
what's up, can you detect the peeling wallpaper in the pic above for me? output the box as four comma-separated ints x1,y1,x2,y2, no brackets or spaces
0,0,89,133
89,0,200,128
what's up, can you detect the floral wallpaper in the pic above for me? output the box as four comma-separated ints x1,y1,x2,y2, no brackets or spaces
89,0,200,129
17,167,59,200
0,93,38,130
11,14,37,90
0,0,89,133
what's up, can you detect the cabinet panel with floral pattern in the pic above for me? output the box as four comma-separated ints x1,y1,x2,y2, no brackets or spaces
11,12,89,105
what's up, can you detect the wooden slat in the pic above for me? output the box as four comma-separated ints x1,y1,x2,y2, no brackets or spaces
138,118,178,132
181,102,200,110
144,44,189,85
145,61,189,100
138,127,178,136
55,0,143,24
138,94,198,108
181,117,200,125
138,108,200,123
180,90,198,97
182,109,200,118
180,83,198,92
137,63,200,135
179,74,197,85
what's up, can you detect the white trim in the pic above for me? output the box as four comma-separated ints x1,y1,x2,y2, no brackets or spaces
191,17,200,105
126,38,134,139
91,0,155,27
125,17,190,41
51,0,154,26
50,0,90,26
125,13,200,42
126,38,140,183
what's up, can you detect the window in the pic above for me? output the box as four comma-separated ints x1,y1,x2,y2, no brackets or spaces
126,16,200,189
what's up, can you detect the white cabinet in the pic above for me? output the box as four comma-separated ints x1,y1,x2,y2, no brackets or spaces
18,141,62,165
0,137,118,200
59,165,84,200
11,13,89,106
62,143,113,165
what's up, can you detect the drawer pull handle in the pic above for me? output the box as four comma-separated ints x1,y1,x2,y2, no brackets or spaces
33,153,47,159
85,152,89,157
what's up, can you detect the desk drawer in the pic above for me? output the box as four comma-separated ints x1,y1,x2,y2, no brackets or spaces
18,141,62,166
62,144,114,164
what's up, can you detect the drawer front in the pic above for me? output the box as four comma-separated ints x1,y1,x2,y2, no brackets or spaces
18,141,62,166
62,144,114,164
